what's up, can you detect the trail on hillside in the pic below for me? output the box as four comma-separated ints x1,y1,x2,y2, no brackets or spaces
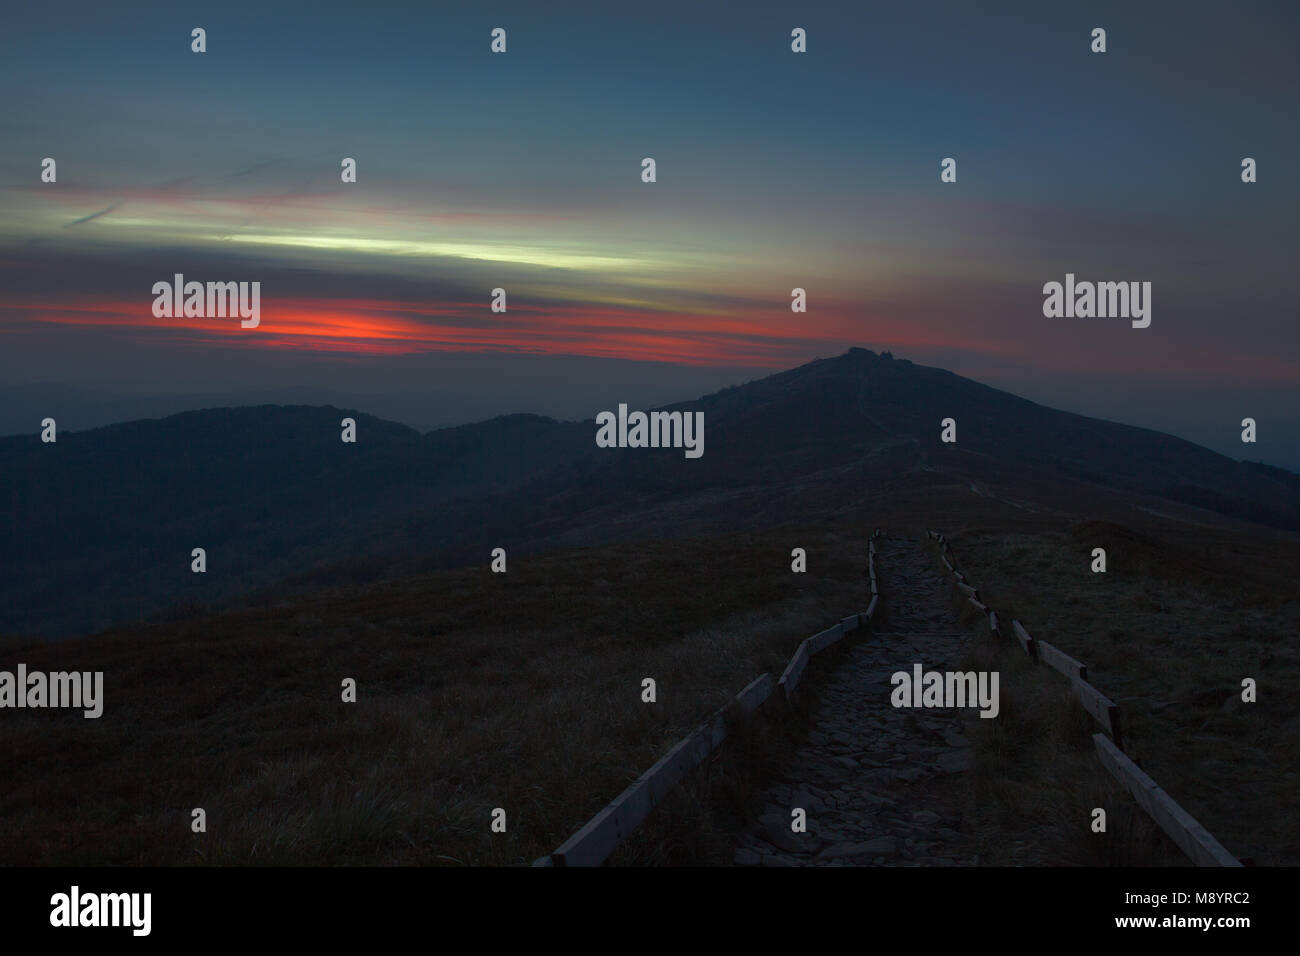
734,535,982,866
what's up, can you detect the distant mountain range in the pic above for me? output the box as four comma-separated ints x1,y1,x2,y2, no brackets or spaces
3,348,1296,638
0,384,513,436
0,353,773,437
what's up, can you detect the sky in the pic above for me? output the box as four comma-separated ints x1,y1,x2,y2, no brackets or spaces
1,0,1298,467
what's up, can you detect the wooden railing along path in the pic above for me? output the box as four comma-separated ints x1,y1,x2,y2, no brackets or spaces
924,530,1241,867
534,529,884,866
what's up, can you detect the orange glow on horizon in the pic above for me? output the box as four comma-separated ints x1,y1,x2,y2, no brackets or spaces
6,293,1296,381
4,293,855,367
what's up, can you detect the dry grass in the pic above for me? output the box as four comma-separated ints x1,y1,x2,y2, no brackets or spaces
930,521,1300,866
5,494,1292,868
607,635,860,866
0,524,870,866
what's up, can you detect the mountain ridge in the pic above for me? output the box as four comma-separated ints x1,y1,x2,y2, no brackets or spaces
2,348,1295,638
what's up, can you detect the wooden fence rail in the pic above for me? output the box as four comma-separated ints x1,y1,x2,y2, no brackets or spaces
925,529,1238,866
1094,735,1241,867
537,529,884,866
543,672,774,866
1035,638,1087,682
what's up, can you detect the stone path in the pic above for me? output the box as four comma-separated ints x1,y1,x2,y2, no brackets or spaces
733,534,982,866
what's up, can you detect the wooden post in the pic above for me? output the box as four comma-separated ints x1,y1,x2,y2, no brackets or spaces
1072,677,1123,750
777,640,812,701
1011,620,1037,660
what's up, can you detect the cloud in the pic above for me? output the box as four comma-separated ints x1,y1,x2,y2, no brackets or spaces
64,202,123,227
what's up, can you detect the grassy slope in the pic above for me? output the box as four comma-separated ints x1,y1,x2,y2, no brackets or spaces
938,518,1300,866
4,474,1294,868
0,524,869,866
